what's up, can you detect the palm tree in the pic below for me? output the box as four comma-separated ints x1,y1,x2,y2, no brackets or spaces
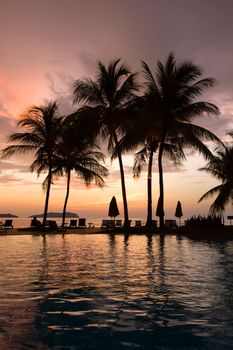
132,138,184,227
73,59,139,228
133,141,158,226
53,118,109,227
198,137,233,213
0,102,62,227
141,53,220,228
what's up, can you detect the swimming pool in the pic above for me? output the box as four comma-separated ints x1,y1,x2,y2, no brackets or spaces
0,234,233,349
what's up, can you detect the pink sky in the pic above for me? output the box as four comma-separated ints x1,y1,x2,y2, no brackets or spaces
0,0,233,219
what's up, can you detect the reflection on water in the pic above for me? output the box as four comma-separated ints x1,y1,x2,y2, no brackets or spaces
0,234,233,349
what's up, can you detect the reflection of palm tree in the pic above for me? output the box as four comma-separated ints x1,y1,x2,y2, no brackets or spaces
73,59,139,228
198,139,233,213
141,53,220,228
53,119,108,227
1,102,62,226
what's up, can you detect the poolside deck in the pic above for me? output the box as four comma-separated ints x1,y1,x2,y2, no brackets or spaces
0,225,232,238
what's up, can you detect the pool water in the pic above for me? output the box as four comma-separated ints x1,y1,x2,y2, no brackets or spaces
0,234,233,349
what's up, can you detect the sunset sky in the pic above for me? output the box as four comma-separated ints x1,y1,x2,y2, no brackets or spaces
0,0,233,220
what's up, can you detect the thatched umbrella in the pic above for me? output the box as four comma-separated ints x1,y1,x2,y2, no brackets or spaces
108,196,120,222
175,201,183,226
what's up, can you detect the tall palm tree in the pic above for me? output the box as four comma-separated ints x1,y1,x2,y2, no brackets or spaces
53,118,109,226
0,102,62,226
133,141,158,226
141,53,220,228
198,137,233,213
73,59,139,228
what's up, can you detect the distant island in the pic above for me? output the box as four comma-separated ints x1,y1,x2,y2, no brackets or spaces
0,213,18,218
29,212,79,218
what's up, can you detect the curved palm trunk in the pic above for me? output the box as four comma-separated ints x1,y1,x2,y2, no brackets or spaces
158,140,165,229
42,168,52,227
113,133,129,228
62,169,71,227
146,150,154,227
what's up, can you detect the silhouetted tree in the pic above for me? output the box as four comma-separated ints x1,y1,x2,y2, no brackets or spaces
73,59,139,228
1,102,62,226
199,135,233,213
132,138,184,227
140,53,220,228
53,118,108,226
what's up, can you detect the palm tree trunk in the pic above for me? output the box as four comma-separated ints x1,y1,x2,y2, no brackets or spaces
42,168,52,227
146,150,154,227
62,170,71,227
113,133,129,228
158,139,165,229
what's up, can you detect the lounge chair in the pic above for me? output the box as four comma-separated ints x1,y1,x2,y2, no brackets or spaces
3,219,13,229
68,219,78,228
107,220,115,231
78,218,86,228
101,219,115,231
151,220,157,228
135,220,142,227
30,217,42,230
121,220,132,228
165,219,177,228
0,222,6,233
42,220,59,231
101,219,108,229
115,219,122,227
41,220,65,232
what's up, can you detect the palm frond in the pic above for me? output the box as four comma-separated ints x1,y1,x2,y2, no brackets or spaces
199,183,232,213
141,60,160,95
114,73,140,106
1,144,37,158
176,102,220,122
133,146,148,177
198,184,223,202
73,78,104,106
209,184,233,213
163,142,186,164
8,132,42,146
182,122,221,141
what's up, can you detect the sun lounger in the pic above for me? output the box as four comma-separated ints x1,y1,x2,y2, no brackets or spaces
107,220,115,232
135,220,142,227
3,219,13,229
78,218,86,228
165,219,177,228
30,218,42,229
115,219,122,227
101,219,108,229
42,220,65,232
151,220,157,228
101,219,115,231
0,222,6,233
68,219,78,228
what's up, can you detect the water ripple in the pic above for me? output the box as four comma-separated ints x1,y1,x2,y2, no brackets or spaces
0,234,233,349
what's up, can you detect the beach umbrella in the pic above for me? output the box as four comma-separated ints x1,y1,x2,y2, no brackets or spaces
108,196,120,221
175,201,183,226
156,196,164,217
